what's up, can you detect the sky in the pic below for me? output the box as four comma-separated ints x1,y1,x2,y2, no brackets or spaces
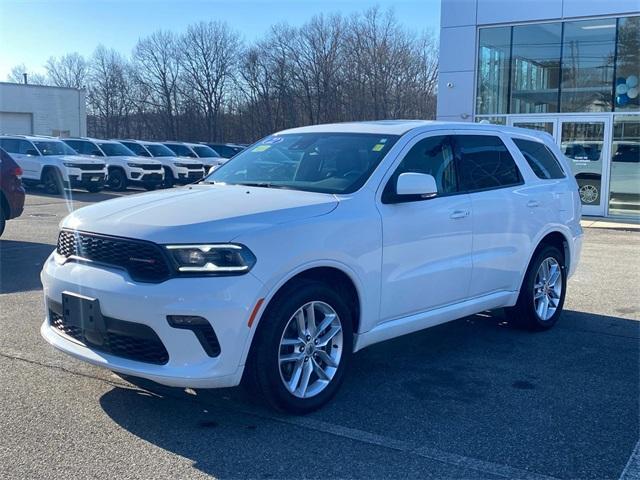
0,0,441,80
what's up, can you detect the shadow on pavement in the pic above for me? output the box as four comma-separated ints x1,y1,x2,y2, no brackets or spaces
0,239,54,294
100,309,639,479
25,186,128,203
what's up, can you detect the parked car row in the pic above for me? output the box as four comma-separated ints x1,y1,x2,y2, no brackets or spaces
0,134,246,194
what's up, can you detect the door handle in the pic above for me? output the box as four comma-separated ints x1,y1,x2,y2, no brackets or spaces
450,210,470,219
527,200,541,208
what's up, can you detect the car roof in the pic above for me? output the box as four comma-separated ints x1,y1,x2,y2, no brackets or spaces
0,134,63,141
276,120,554,142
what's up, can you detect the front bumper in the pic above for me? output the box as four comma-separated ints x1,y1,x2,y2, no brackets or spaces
40,252,265,388
129,170,165,185
177,170,205,184
68,172,106,189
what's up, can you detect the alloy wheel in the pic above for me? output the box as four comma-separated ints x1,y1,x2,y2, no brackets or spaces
579,184,598,204
278,301,343,398
533,257,563,321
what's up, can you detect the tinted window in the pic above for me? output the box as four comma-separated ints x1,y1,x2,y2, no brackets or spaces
0,139,20,153
165,143,197,157
455,135,522,190
385,135,458,200
97,142,135,156
513,138,565,179
192,145,219,158
121,142,150,156
145,144,175,157
64,140,103,156
33,141,77,156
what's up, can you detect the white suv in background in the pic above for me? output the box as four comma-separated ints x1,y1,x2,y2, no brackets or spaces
0,135,107,194
63,138,164,191
116,140,205,188
41,121,583,413
164,141,227,171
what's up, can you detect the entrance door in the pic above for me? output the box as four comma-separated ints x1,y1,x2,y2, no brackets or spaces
509,117,558,138
558,117,611,216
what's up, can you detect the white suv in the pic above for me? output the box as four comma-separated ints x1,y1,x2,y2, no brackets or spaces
0,135,107,194
164,141,227,171
63,138,164,191
41,121,583,413
116,140,205,188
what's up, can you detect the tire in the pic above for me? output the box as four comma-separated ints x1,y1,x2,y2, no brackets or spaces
0,204,6,237
41,168,64,195
577,179,600,204
107,169,128,191
163,168,175,188
506,244,567,331
86,184,103,193
244,280,353,413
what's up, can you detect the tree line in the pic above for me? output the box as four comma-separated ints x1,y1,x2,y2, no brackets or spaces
7,7,438,144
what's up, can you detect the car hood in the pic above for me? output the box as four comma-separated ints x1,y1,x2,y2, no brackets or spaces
108,155,161,165
61,184,339,243
53,155,106,164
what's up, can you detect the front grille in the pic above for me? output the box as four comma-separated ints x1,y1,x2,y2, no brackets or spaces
140,164,162,171
49,305,169,365
76,163,106,171
57,230,172,283
141,173,163,181
188,171,203,179
182,163,202,170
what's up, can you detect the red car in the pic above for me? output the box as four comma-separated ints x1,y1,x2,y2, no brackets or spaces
0,147,26,237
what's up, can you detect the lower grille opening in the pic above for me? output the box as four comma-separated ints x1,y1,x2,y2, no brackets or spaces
49,302,169,365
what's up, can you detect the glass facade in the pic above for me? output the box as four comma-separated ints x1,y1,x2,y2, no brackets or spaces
510,23,562,113
476,15,640,218
477,15,639,114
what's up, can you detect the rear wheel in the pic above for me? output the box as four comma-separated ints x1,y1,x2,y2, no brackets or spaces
42,168,64,195
107,169,127,191
506,244,566,330
245,280,353,413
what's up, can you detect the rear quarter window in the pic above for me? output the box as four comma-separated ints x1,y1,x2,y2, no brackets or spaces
513,138,565,179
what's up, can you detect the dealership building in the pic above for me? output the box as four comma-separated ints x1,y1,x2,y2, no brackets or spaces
437,0,639,218
0,82,86,138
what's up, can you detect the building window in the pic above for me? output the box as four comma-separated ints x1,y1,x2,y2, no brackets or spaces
609,115,640,217
475,116,507,125
560,19,616,113
614,17,639,112
510,23,562,114
476,27,511,115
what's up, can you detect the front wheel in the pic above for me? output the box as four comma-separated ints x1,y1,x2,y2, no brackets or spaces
245,280,353,413
107,169,128,191
42,168,64,195
506,245,566,330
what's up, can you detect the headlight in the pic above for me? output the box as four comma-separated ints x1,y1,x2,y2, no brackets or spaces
63,162,79,167
165,244,256,275
127,162,146,168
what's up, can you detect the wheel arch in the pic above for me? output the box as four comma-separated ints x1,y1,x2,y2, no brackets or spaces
241,263,363,367
517,229,572,296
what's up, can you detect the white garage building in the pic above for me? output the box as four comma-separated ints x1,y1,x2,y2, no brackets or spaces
0,82,86,137
437,0,639,219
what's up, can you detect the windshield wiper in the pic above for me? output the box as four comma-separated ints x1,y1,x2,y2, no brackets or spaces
236,182,290,190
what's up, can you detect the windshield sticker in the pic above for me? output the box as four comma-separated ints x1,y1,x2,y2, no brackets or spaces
379,138,388,143
262,136,284,145
252,145,271,152
372,144,385,152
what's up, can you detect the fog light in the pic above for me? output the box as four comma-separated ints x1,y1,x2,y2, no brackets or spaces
167,315,209,327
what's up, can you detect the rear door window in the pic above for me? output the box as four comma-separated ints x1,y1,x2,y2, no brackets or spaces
0,139,20,154
513,138,565,179
454,134,522,191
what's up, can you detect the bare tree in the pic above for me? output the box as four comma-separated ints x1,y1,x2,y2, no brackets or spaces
132,31,182,139
45,53,88,88
179,21,242,141
6,64,49,85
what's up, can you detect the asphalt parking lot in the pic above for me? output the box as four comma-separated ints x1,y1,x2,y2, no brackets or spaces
1,188,639,480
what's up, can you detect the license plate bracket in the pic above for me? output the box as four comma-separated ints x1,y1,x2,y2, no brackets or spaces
62,291,107,345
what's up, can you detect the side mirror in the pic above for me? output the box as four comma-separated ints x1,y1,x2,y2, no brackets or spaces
25,149,40,156
396,172,438,199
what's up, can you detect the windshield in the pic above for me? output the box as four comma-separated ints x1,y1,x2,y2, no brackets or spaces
145,144,175,157
97,142,136,156
122,142,150,156
33,141,78,156
165,143,197,157
192,145,219,158
207,132,399,194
